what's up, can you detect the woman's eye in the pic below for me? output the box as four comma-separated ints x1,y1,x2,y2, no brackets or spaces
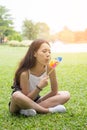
42,50,51,54
42,50,47,53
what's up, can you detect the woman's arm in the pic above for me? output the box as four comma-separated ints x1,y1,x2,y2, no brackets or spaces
37,68,58,102
49,68,58,94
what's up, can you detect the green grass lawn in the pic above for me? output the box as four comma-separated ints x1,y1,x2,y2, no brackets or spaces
0,45,87,130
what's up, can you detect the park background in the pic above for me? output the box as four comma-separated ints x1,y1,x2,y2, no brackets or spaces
0,0,87,130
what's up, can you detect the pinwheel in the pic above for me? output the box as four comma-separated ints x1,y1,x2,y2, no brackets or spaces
48,57,62,75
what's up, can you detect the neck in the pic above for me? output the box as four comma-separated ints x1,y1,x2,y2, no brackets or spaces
30,64,46,76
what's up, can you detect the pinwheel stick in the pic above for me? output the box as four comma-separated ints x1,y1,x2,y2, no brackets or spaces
48,68,55,75
48,62,59,75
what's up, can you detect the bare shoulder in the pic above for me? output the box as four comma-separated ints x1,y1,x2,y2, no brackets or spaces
20,71,29,79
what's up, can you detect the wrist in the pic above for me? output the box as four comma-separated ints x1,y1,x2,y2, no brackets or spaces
36,85,42,91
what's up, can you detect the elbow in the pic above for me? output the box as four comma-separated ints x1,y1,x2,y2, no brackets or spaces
51,90,58,96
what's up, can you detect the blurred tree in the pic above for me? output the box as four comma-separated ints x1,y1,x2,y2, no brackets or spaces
0,5,14,43
22,19,39,40
36,22,50,40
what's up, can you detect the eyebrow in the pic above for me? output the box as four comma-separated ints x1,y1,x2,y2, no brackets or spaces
42,48,51,51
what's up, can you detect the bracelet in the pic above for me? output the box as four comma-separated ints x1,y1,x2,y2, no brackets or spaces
36,85,42,91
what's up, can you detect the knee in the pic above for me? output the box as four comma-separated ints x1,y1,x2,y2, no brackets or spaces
12,91,21,102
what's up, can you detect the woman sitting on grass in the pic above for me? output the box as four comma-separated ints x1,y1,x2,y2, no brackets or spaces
9,39,70,116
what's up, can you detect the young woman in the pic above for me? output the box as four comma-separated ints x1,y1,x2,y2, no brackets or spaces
9,39,70,116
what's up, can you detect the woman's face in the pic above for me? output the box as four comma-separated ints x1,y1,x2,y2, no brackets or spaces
34,43,51,66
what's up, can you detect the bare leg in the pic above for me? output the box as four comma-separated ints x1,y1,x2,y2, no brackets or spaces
38,91,70,108
9,91,49,114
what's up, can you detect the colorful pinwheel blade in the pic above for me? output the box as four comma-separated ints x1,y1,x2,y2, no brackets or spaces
55,57,62,62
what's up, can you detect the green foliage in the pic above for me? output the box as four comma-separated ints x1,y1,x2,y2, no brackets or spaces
8,31,22,42
0,5,22,43
22,19,50,40
22,19,39,40
7,40,31,47
0,45,87,130
0,5,14,43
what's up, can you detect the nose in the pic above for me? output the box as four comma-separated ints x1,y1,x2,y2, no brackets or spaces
46,52,51,57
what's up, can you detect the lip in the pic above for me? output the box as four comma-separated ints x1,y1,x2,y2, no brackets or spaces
45,59,50,62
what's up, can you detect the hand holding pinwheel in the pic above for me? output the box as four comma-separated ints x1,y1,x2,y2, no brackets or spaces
48,57,62,75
